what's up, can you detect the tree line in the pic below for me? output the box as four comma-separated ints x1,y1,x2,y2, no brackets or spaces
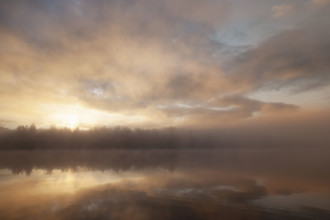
0,125,223,150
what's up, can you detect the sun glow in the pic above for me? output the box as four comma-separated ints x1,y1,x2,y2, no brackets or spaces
47,105,84,130
45,104,149,129
50,113,80,130
64,114,79,130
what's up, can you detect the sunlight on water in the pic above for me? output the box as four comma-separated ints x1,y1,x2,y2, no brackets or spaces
0,150,329,220
0,168,147,195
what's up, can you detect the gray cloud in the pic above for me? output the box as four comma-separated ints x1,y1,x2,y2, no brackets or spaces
227,4,330,92
154,95,298,126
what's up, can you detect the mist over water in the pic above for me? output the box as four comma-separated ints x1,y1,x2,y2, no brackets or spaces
0,149,329,220
1,0,330,219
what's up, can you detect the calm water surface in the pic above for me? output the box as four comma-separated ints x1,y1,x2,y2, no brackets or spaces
0,149,329,219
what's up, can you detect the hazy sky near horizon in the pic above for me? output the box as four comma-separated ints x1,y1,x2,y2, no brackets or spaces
0,0,330,129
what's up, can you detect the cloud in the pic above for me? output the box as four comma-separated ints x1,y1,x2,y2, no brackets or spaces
0,0,329,128
272,4,294,18
227,4,330,94
208,95,298,118
311,0,330,6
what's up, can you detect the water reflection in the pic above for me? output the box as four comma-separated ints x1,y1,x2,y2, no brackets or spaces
0,149,329,219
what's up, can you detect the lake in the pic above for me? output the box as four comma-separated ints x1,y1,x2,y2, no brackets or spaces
0,149,329,219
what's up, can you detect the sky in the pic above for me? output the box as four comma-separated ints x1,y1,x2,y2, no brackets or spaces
0,0,330,129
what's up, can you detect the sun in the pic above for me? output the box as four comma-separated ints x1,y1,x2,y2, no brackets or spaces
50,112,80,130
47,104,86,130
46,103,149,130
66,114,79,130
56,114,79,130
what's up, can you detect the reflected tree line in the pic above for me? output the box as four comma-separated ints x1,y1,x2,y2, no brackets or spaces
1,146,329,185
0,150,236,175
0,125,223,150
0,150,182,175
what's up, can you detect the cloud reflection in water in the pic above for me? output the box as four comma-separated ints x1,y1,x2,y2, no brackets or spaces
0,150,330,219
